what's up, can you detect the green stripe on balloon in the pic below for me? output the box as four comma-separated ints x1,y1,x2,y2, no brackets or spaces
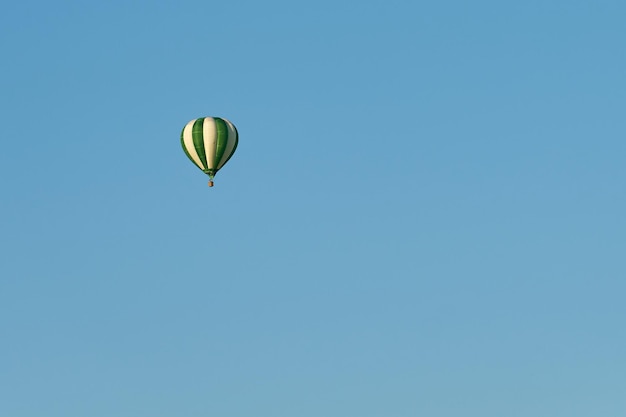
181,127,197,169
214,118,229,170
191,118,207,170
219,120,238,170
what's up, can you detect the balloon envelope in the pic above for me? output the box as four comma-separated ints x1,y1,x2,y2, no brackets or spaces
181,117,239,180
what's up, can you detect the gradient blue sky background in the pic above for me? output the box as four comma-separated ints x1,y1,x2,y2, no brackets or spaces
2,0,625,416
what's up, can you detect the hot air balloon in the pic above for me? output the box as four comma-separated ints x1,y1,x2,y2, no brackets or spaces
181,117,239,187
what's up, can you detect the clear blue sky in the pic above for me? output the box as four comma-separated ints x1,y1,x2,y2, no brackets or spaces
2,0,625,416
